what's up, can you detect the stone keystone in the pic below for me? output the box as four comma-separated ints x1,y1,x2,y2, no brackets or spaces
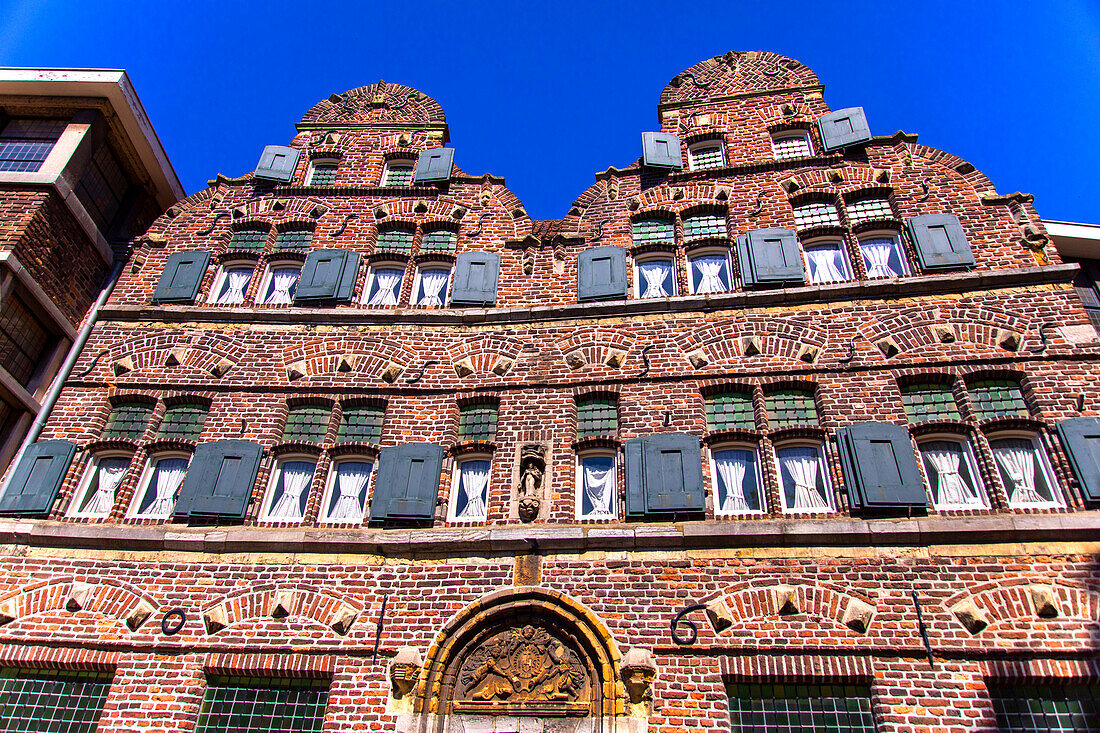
491,356,514,376
949,599,988,634
126,600,155,631
996,329,1022,352
389,647,423,699
931,325,956,343
111,357,134,376
203,605,229,634
0,598,18,626
842,598,875,633
286,361,308,381
66,582,95,612
686,350,709,369
797,344,819,364
605,349,627,368
271,590,295,619
564,351,585,370
742,337,762,357
208,357,235,378
329,603,358,636
453,358,476,378
337,355,356,373
380,363,404,383
770,585,799,616
875,338,900,358
620,647,656,703
705,597,734,633
164,348,188,367
1028,584,1059,619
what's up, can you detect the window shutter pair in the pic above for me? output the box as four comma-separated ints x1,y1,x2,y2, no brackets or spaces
624,432,705,518
817,107,872,152
152,251,210,303
836,422,927,511
413,148,454,183
174,440,264,521
736,229,805,288
641,133,683,169
294,249,361,302
906,214,975,271
1056,417,1100,502
578,246,627,301
254,145,301,183
450,252,500,306
368,443,445,522
0,440,77,516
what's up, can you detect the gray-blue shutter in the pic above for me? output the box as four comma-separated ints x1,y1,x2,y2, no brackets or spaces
413,148,454,183
294,248,348,301
837,422,926,511
641,132,683,169
817,107,872,151
174,440,263,520
450,252,500,306
152,251,210,303
369,443,444,521
623,437,646,519
907,214,975,271
642,433,705,514
578,246,627,301
254,145,301,183
1056,417,1100,502
334,251,361,302
738,228,804,287
0,440,77,516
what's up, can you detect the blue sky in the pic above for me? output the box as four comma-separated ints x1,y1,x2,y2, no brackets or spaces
1,1,1097,223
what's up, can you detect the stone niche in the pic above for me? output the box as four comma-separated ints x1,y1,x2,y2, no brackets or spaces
511,443,549,523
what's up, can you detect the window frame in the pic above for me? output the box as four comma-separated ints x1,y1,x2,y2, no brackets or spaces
259,454,319,523
257,260,303,305
682,212,728,242
773,439,834,513
319,456,375,525
382,158,416,187
687,140,726,171
575,448,618,520
801,236,853,284
709,442,766,516
792,201,842,230
633,253,677,299
917,433,989,510
770,130,814,161
67,451,132,519
686,247,734,295
411,264,453,307
987,431,1064,509
857,230,910,279
127,451,192,519
206,261,255,305
448,453,493,522
362,261,406,306
306,158,339,186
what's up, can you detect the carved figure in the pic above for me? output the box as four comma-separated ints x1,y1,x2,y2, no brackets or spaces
516,445,545,522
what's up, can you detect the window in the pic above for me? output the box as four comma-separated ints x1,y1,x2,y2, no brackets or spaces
634,256,676,298
337,405,384,444
376,228,414,255
382,159,415,186
770,130,814,161
67,454,130,518
307,159,338,186
803,239,852,284
989,435,1062,508
449,457,491,521
705,391,755,432
969,379,1030,420
259,262,302,304
577,396,617,438
0,668,112,733
682,213,727,241
283,405,330,444
75,143,130,231
1071,259,1100,331
688,250,733,294
712,446,764,515
229,228,268,251
847,196,893,224
261,457,317,522
362,263,404,306
727,682,877,733
320,458,373,524
0,290,54,388
858,234,908,278
775,443,832,511
156,403,207,441
576,451,617,519
207,263,254,305
275,229,313,251
792,202,841,229
422,229,457,254
128,454,190,519
458,403,498,442
632,218,674,245
765,388,818,428
195,676,329,733
900,383,961,422
688,141,725,170
412,265,451,306
919,438,986,509
986,680,1100,733
102,402,153,440
0,119,67,172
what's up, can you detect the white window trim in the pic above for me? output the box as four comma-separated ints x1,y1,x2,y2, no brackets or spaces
411,264,452,307
259,455,318,523
917,434,989,510
319,456,375,524
857,230,910,278
206,261,255,305
773,440,834,514
986,431,1064,508
575,449,618,521
382,158,415,186
67,451,132,519
633,254,677,299
306,158,339,186
709,443,765,516
362,262,406,306
686,247,734,294
257,261,303,305
688,140,726,170
448,453,493,522
771,130,814,160
127,452,191,519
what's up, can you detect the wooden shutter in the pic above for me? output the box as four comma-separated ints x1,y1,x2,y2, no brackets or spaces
737,228,804,287
152,251,210,303
837,422,927,510
642,433,705,514
0,440,77,516
450,252,500,306
369,443,444,521
623,437,647,519
1056,417,1100,502
294,248,349,301
907,214,975,271
641,132,683,169
334,251,361,302
174,440,263,520
817,107,872,151
413,148,455,183
254,145,301,183
578,246,627,301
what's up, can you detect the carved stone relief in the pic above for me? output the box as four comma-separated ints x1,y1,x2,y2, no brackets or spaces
514,444,547,522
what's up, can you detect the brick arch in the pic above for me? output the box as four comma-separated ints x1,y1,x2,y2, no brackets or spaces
0,577,157,632
706,582,876,633
234,196,327,221
445,334,525,377
281,337,414,381
908,143,998,196
660,51,820,106
755,102,816,130
674,319,826,367
301,81,446,126
943,578,1100,631
555,328,635,372
782,165,888,196
858,303,1031,356
202,584,362,636
631,182,730,214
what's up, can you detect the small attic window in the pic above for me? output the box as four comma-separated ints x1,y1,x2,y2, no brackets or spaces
382,159,415,186
688,141,725,171
792,202,840,230
307,159,338,186
771,131,813,161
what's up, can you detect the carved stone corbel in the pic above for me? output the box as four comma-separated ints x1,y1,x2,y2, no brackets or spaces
389,647,423,699
620,647,656,704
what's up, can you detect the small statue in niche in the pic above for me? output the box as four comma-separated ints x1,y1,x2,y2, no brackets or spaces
517,445,545,522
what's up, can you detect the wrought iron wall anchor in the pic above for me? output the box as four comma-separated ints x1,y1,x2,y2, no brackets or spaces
1032,322,1056,353
673,71,713,90
749,190,764,217
638,344,655,377
837,337,858,365
332,213,358,237
589,220,605,244
406,360,438,384
670,602,708,645
917,178,932,202
75,350,109,378
372,594,388,660
910,590,934,668
196,212,230,236
161,608,186,636
468,212,489,237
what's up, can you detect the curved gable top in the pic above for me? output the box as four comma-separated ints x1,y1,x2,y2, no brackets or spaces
660,51,821,106
300,80,447,128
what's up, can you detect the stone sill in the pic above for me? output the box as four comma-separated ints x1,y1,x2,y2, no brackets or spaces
1,512,1096,558
101,264,1079,328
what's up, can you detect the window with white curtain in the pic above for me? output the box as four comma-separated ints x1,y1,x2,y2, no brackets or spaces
128,454,190,519
858,234,908,279
320,458,374,524
775,443,832,512
261,458,318,522
634,257,676,298
68,454,130,518
918,438,987,509
259,263,302,304
449,457,492,521
711,446,764,515
771,131,813,161
576,452,617,520
412,265,451,307
207,264,254,305
363,264,404,306
802,240,851,284
688,251,732,294
989,435,1062,508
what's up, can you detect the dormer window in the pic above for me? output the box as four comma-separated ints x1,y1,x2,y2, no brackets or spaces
688,141,725,170
382,158,415,186
307,159,338,186
771,130,813,161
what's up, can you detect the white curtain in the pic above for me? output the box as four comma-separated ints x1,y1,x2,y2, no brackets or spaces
780,448,828,509
84,459,127,516
456,461,490,519
715,453,749,513
267,268,298,304
328,461,371,522
639,261,671,298
582,457,615,517
861,242,898,278
925,444,980,506
144,458,188,517
807,248,846,284
993,440,1046,504
368,270,402,306
216,269,251,304
269,461,315,521
418,269,449,306
693,256,727,294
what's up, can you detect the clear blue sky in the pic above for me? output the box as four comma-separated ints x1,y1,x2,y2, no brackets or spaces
2,0,1097,223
